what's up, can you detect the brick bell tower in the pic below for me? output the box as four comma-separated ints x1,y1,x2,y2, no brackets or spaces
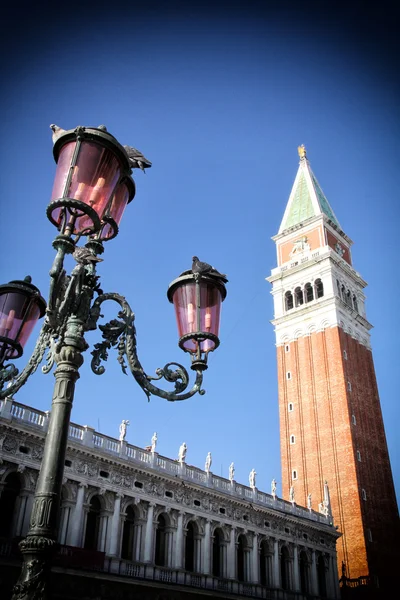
267,145,399,591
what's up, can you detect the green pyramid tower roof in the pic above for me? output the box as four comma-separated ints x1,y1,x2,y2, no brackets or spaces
279,146,341,233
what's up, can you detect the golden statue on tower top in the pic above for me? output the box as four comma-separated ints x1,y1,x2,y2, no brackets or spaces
298,144,306,158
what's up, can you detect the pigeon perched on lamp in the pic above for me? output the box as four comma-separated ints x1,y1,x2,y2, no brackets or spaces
73,247,104,265
123,145,152,172
191,256,228,283
50,124,66,145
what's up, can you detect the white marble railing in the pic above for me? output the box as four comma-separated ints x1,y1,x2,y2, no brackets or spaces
0,398,332,526
269,247,332,276
107,558,300,599
69,424,84,441
94,433,120,454
8,402,47,427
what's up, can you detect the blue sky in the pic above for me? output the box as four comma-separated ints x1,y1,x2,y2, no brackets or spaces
1,1,399,505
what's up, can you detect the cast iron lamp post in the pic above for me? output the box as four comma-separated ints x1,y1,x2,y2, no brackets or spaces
0,125,227,599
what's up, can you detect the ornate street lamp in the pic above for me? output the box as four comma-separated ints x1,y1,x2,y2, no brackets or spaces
0,125,227,599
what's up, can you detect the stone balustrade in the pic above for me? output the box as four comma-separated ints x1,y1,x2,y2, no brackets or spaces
0,397,330,526
106,557,300,598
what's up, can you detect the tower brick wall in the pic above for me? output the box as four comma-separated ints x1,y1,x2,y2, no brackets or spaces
277,322,399,583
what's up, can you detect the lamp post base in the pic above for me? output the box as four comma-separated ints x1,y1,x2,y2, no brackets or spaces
12,537,57,600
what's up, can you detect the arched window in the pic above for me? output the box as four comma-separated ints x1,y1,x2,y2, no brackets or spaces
346,289,352,306
121,505,136,560
212,527,224,577
305,282,314,302
317,555,327,598
84,496,101,550
259,539,271,586
353,295,358,312
237,534,247,582
0,472,21,538
299,550,310,594
280,545,291,590
155,514,167,566
185,521,196,572
341,284,346,301
294,287,304,307
315,279,324,298
285,291,294,311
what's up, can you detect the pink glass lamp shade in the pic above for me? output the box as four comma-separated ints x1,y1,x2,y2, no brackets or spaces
94,176,136,241
47,127,135,239
167,272,227,369
0,277,46,363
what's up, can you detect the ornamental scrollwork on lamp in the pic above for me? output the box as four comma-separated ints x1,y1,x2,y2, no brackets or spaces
88,291,205,402
0,248,224,403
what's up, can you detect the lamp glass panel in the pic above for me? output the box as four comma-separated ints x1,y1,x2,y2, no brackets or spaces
0,292,41,358
100,180,130,240
50,141,76,226
70,142,121,233
172,281,222,353
199,283,222,352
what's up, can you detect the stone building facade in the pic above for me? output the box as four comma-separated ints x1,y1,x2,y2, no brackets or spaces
0,397,340,599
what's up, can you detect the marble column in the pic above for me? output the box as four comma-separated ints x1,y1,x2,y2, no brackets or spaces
228,526,236,579
15,493,29,537
22,494,35,536
174,511,184,568
68,483,86,547
272,538,280,588
144,502,155,562
99,510,111,553
245,549,251,582
293,544,300,591
166,528,174,567
203,520,211,574
331,553,340,599
222,542,228,578
251,532,259,583
58,502,73,545
134,519,145,561
310,550,318,596
109,493,123,556
195,536,202,572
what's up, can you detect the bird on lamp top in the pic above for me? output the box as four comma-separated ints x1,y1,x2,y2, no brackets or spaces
123,145,152,173
73,247,103,265
191,256,228,283
50,124,66,145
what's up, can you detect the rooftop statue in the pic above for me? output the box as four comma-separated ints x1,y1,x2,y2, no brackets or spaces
249,468,257,488
178,442,187,463
119,419,130,441
205,452,212,473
